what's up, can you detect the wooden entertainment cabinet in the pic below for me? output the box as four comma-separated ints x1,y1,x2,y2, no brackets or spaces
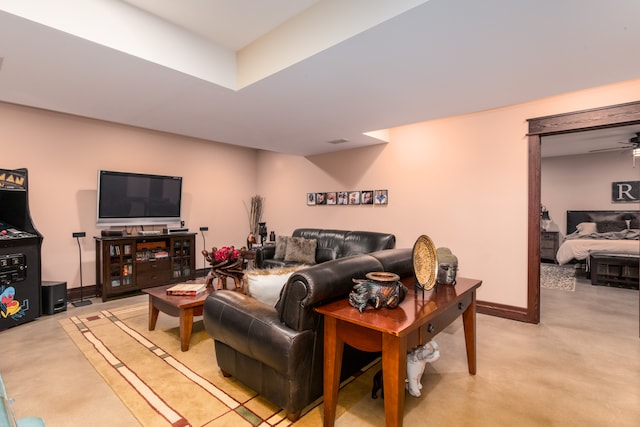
95,233,196,301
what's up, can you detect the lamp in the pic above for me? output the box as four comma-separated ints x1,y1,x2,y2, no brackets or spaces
72,232,92,307
541,210,551,232
199,226,208,270
633,148,640,167
258,222,267,245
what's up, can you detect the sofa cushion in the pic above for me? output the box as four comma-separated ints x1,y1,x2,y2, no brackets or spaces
274,236,290,259
284,237,317,264
316,247,339,263
343,231,396,256
245,266,302,306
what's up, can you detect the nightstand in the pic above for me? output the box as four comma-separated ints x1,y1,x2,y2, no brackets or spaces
540,231,559,263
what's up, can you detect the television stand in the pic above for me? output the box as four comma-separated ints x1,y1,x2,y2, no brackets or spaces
95,233,196,301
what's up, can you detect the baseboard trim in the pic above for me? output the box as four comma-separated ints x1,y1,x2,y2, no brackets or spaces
477,300,535,323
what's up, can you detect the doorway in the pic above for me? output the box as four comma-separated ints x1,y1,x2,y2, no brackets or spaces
526,101,640,323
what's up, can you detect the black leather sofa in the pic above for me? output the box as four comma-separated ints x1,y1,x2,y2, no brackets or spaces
203,247,414,420
255,228,396,269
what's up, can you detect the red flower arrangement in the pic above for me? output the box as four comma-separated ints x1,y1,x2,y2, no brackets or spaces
213,246,240,262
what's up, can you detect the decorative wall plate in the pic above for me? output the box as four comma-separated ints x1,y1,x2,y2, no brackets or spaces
412,235,437,290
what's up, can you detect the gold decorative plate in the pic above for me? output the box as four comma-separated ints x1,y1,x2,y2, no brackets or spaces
412,235,437,290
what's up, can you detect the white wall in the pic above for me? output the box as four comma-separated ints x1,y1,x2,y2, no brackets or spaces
542,151,640,237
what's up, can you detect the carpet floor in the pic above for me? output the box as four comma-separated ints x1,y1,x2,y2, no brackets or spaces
60,303,378,427
540,263,576,291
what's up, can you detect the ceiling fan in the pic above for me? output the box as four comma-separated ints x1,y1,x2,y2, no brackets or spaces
589,132,640,154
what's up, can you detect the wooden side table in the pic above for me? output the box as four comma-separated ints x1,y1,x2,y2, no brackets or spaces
540,231,559,262
316,277,482,427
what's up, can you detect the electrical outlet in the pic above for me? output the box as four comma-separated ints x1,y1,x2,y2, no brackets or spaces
199,226,208,231
72,232,86,238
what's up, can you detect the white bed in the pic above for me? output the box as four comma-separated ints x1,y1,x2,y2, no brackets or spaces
556,238,640,265
555,210,640,265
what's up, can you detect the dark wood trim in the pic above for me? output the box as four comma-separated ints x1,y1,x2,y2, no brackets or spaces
526,100,640,324
477,300,529,322
528,101,640,136
527,133,542,324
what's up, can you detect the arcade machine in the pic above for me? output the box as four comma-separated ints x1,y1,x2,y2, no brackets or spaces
0,168,43,329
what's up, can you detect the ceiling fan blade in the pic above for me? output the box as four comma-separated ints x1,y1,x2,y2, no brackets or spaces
589,145,632,153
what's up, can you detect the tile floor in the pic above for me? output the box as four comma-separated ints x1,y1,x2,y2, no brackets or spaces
1,276,638,426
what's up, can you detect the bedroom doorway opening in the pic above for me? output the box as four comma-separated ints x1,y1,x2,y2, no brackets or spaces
527,101,640,323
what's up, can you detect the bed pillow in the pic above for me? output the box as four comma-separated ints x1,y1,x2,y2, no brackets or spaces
284,237,317,264
576,222,598,235
245,266,302,306
587,213,625,222
274,236,290,260
596,221,627,233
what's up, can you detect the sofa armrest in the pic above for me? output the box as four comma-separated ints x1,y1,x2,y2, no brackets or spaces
277,254,384,330
255,245,276,268
203,291,314,376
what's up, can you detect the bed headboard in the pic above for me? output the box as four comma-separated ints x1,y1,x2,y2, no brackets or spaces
566,210,640,235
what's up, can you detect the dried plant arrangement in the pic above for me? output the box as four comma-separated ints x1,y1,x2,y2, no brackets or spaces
248,195,264,236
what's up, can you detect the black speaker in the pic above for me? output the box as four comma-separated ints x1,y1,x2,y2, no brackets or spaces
42,281,67,314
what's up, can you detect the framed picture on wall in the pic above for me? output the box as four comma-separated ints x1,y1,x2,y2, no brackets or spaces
316,192,327,205
326,192,337,205
361,190,374,205
307,193,316,205
374,190,388,205
348,191,360,205
337,191,348,205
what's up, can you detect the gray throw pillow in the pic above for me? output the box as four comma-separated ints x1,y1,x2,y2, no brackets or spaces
596,221,627,233
274,236,290,259
284,237,317,264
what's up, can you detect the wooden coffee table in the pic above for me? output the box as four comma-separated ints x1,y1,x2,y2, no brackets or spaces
142,283,215,351
316,276,482,427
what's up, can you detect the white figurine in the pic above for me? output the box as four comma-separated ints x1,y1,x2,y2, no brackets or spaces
406,340,440,397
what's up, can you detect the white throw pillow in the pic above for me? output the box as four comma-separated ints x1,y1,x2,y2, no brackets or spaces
245,266,302,306
576,222,597,235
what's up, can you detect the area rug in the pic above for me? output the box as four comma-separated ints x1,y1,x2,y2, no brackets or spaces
540,263,576,291
59,303,379,426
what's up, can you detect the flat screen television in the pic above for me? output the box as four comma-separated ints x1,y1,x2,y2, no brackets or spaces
96,170,182,226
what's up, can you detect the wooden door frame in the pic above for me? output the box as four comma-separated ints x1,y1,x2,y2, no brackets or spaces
525,101,640,323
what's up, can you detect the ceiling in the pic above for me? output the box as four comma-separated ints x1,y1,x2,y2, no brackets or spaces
542,124,640,158
1,0,639,156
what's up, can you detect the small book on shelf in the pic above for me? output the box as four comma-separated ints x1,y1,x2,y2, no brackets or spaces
166,283,206,296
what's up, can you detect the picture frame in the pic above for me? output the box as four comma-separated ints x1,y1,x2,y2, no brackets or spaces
337,191,348,205
361,190,374,205
307,189,389,206
348,191,360,205
373,190,388,205
326,192,337,205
